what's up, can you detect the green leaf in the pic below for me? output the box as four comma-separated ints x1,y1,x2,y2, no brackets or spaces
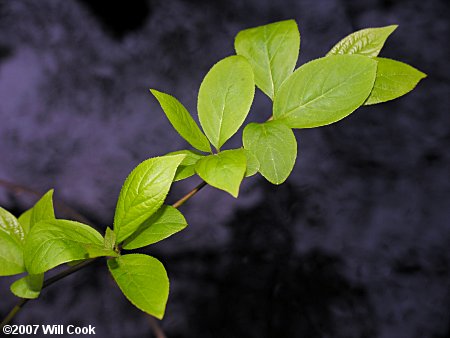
0,207,25,276
150,89,211,153
114,154,185,243
195,149,247,197
24,219,105,274
18,209,32,234
365,57,426,105
108,254,169,319
235,19,300,99
123,206,187,250
198,55,255,150
0,231,25,276
244,149,260,177
10,274,44,299
243,121,297,184
104,227,116,250
167,150,205,181
0,206,25,245
273,55,377,128
29,189,55,229
327,25,397,57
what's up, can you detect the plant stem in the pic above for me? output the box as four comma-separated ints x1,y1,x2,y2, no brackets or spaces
0,180,208,327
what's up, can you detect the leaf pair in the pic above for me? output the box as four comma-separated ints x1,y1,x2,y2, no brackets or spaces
151,56,255,153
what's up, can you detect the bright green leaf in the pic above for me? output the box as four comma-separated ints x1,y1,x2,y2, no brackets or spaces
24,219,105,274
104,227,116,250
243,121,297,184
0,207,25,276
195,149,247,197
235,19,300,99
0,230,25,276
29,189,55,229
365,57,426,105
167,150,205,181
10,273,44,299
18,209,32,234
273,55,377,128
108,254,169,319
327,25,397,57
0,206,25,245
150,89,211,153
114,154,185,243
244,149,260,177
123,206,187,250
198,55,255,150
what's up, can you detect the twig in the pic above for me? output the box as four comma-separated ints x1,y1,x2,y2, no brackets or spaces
0,179,92,225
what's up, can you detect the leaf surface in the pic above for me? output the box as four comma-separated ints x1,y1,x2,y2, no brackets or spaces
114,154,185,243
243,121,297,184
235,19,300,99
327,25,397,57
274,55,377,128
150,89,211,153
365,57,426,105
108,254,169,319
123,206,187,250
198,55,255,150
0,207,25,276
167,150,204,181
10,274,44,299
195,149,247,197
24,219,105,274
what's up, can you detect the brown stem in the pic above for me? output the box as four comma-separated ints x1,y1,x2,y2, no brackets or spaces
0,180,208,328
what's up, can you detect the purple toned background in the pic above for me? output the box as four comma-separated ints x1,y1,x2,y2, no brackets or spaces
0,0,449,337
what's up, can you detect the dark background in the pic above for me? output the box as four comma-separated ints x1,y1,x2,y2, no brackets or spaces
0,0,449,337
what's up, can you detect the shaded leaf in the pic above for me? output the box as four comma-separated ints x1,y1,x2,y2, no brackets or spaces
244,149,260,177
167,150,204,181
10,273,44,299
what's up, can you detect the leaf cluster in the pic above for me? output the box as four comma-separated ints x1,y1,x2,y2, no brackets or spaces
0,20,425,320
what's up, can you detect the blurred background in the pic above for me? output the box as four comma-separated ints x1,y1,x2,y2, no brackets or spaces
0,0,449,337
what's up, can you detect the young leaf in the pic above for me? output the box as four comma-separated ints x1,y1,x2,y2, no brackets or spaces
104,227,116,250
0,231,25,276
235,19,300,99
150,89,211,153
273,55,377,128
167,150,205,181
243,121,297,184
327,25,397,57
29,189,55,229
18,209,32,234
365,57,426,105
0,206,25,244
244,149,260,177
198,55,255,150
195,149,247,197
114,154,185,243
24,219,105,274
108,254,169,319
123,206,187,250
0,207,25,276
10,273,44,299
